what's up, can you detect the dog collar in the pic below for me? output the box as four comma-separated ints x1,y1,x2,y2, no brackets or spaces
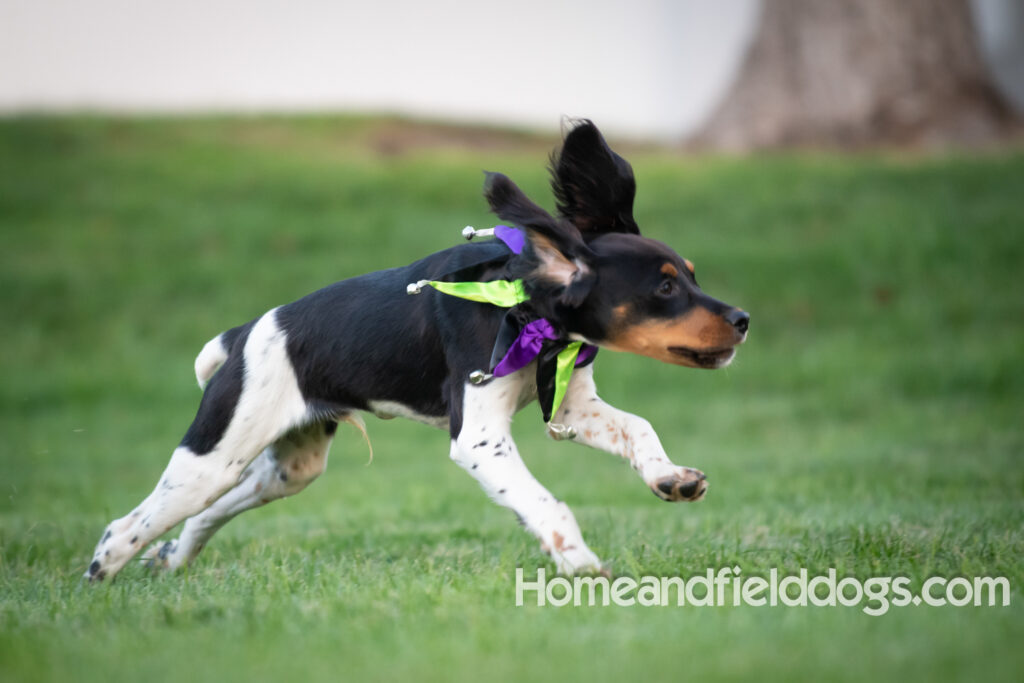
407,225,597,427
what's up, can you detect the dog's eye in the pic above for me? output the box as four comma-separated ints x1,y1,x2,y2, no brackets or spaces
656,279,676,297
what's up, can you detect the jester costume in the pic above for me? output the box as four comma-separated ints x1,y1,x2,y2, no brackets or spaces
409,225,597,424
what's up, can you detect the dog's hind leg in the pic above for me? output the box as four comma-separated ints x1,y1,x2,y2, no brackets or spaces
550,364,708,502
85,309,311,581
451,374,603,576
140,419,337,571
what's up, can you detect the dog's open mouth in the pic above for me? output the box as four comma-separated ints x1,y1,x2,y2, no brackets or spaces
668,345,736,368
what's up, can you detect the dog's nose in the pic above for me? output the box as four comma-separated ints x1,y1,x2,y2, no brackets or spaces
725,309,749,334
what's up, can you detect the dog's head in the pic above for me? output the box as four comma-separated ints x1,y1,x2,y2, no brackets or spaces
485,120,748,369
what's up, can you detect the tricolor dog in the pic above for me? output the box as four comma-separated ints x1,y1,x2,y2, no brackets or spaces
86,120,748,581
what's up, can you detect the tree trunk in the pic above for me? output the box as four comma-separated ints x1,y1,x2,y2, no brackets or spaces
691,0,1018,150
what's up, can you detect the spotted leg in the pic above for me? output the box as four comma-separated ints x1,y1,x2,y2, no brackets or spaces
549,364,708,502
140,420,336,571
450,373,603,576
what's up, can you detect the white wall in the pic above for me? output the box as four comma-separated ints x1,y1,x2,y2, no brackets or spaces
0,0,1019,140
0,0,759,139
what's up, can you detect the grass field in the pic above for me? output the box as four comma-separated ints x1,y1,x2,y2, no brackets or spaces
1,116,1022,682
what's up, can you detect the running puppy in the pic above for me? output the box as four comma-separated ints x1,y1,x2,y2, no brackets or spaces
86,120,748,581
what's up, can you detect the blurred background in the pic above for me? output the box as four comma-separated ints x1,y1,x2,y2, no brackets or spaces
2,0,1022,145
1,2,1023,683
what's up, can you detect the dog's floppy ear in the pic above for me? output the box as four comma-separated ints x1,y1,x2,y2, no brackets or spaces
550,119,640,237
483,172,596,307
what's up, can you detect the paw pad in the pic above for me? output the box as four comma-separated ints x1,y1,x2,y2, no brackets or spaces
652,469,707,502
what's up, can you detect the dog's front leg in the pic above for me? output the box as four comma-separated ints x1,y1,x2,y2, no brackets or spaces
451,374,602,576
551,364,708,502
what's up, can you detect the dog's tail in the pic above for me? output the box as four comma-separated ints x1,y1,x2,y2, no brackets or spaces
194,333,230,390
195,322,254,390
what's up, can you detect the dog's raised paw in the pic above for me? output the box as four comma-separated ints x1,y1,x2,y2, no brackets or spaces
652,468,707,502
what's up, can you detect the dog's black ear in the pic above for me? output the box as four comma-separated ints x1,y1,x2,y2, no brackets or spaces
483,172,596,307
550,119,640,237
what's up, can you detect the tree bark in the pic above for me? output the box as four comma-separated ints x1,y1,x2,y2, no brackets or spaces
691,0,1018,150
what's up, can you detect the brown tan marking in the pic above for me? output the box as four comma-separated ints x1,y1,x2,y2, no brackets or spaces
605,307,741,367
660,262,679,278
683,259,695,274
552,530,575,552
531,234,586,287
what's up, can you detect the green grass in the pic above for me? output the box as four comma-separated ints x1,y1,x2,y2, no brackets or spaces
1,115,1022,682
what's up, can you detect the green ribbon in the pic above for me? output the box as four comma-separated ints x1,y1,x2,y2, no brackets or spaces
552,341,583,419
426,279,528,307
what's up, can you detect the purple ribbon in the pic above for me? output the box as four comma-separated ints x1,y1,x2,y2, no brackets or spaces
493,318,597,377
576,343,598,366
494,224,525,255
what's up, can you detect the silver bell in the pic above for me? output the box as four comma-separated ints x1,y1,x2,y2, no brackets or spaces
462,226,495,241
547,423,577,440
406,280,429,295
468,370,493,385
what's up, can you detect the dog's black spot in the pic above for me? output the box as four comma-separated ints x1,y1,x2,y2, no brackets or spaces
275,250,511,425
498,488,506,494
324,420,338,436
474,440,489,448
279,471,288,482
102,530,111,543
513,511,527,527
130,536,138,544
89,560,101,575
181,320,256,455
471,463,478,469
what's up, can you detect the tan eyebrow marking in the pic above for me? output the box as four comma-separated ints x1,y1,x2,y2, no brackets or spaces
683,259,695,274
660,263,679,278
